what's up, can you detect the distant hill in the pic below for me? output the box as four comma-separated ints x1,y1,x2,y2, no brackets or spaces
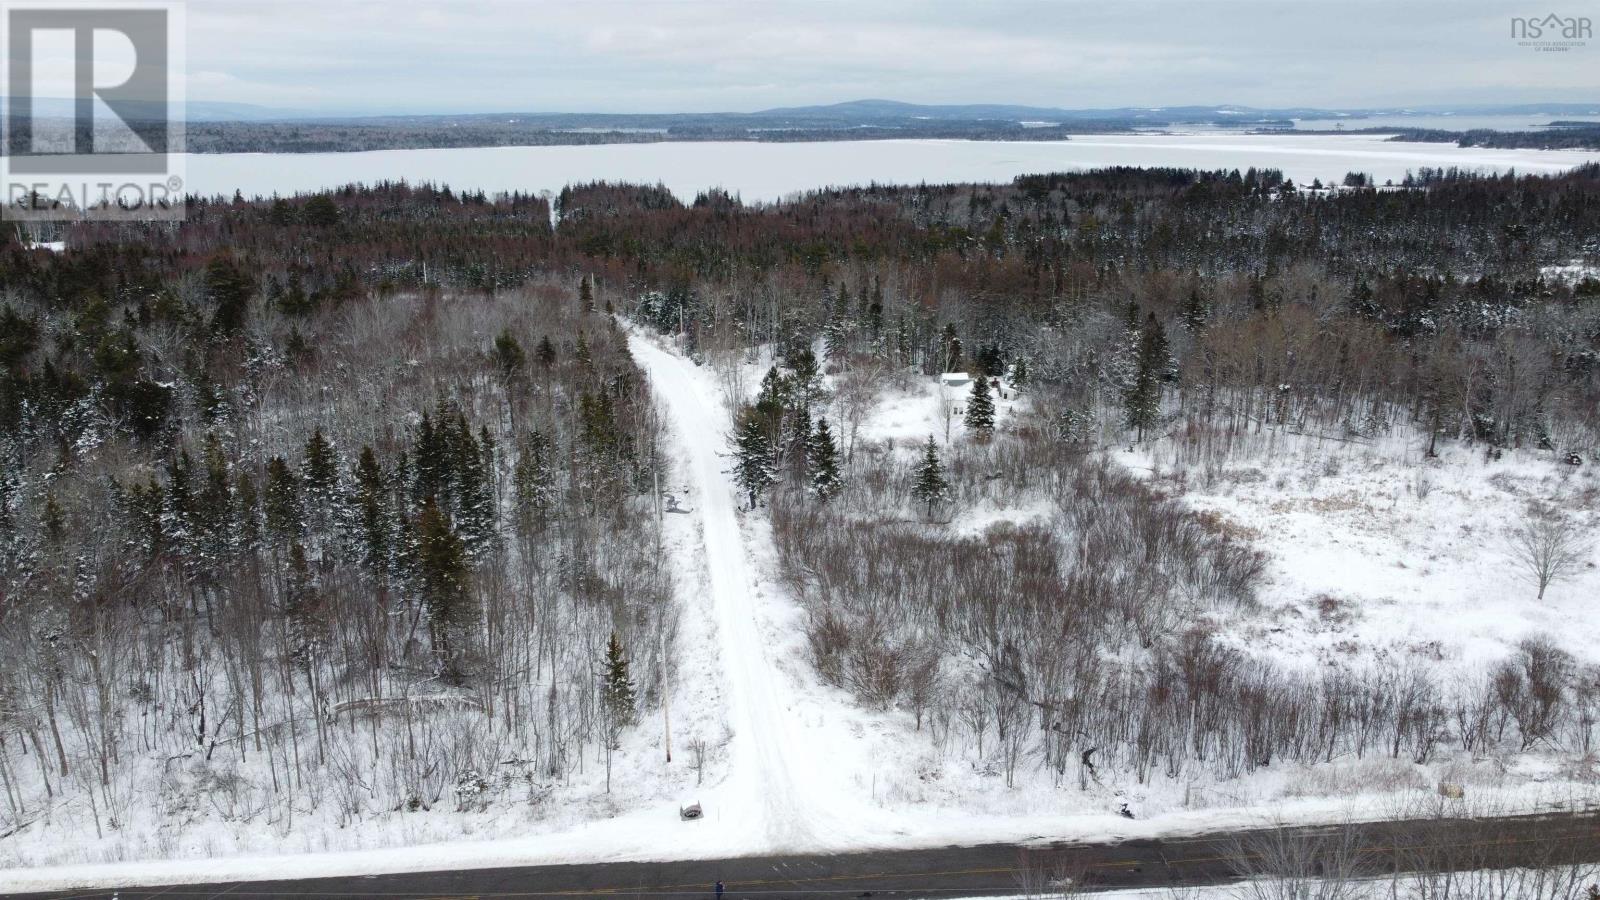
752,99,1600,125
752,99,1294,124
8,97,1597,153
7,96,1597,125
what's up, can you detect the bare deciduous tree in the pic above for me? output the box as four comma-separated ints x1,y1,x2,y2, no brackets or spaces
1507,504,1594,600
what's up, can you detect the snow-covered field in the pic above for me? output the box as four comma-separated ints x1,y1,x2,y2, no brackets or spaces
832,364,1600,682
180,134,1600,204
1121,431,1600,675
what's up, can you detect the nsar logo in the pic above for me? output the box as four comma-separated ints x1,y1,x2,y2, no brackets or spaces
1510,13,1591,51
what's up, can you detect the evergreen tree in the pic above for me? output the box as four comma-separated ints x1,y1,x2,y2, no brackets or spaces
1124,298,1142,334
579,275,595,313
263,455,303,547
412,411,451,509
205,255,253,336
275,273,312,316
732,406,777,509
787,403,813,481
536,335,557,370
911,436,950,520
1010,356,1030,391
493,329,526,382
964,374,995,438
390,449,412,516
1124,313,1172,442
807,416,843,502
823,284,853,360
865,279,885,347
196,432,236,565
454,421,497,559
785,346,824,408
578,391,625,488
390,500,419,583
0,305,39,380
165,448,195,545
417,498,471,663
352,446,390,575
976,344,1004,378
752,366,789,457
121,476,166,560
267,197,293,226
302,194,340,227
601,631,637,726
303,428,339,536
513,429,557,533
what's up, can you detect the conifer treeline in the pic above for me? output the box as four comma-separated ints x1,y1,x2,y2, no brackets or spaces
6,166,1600,458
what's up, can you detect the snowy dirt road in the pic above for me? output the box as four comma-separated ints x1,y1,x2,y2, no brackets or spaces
629,332,900,852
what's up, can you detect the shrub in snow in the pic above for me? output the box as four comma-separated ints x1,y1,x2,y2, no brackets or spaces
454,768,490,811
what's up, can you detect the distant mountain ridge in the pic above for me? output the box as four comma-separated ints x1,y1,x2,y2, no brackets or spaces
5,96,1597,124
751,99,1600,123
8,97,1599,153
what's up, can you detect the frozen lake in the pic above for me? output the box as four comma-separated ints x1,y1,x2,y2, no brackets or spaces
180,134,1600,204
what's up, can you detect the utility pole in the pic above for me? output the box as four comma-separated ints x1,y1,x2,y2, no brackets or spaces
662,625,672,764
654,450,671,764
653,443,664,557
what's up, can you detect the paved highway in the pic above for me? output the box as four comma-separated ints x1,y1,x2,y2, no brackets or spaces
10,810,1599,900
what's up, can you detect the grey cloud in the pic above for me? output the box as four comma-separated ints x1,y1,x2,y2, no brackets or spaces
181,0,1596,113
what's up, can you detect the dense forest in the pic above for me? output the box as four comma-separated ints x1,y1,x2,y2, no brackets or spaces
1383,125,1600,150
2,161,1599,860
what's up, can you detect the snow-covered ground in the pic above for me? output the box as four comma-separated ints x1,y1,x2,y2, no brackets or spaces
8,339,1598,895
743,360,1600,839
1120,430,1600,676
838,367,1600,679
652,345,1600,829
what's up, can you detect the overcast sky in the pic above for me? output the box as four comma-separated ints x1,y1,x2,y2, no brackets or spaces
179,0,1596,114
